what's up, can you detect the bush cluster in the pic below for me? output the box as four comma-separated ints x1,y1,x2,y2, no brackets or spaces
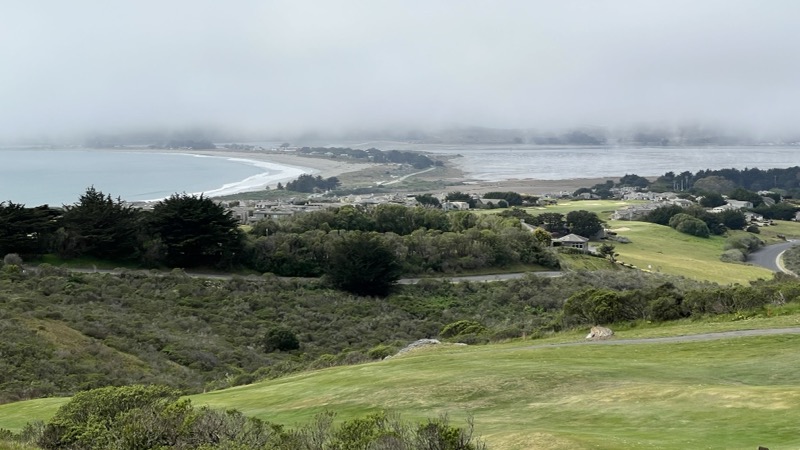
4,385,486,450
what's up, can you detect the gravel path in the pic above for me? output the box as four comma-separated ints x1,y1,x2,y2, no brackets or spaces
525,326,800,349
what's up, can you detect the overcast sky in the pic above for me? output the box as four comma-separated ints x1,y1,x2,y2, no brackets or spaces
2,1,799,141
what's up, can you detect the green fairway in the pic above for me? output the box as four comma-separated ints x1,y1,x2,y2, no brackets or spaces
605,221,773,284
4,319,800,450
481,200,774,284
189,331,800,450
529,200,646,220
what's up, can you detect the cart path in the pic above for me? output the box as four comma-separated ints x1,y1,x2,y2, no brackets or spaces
524,326,800,349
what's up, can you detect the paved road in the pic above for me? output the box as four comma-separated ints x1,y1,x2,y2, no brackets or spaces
379,167,436,186
748,239,800,274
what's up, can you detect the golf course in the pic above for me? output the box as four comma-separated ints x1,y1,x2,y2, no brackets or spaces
2,312,800,450
2,199,800,449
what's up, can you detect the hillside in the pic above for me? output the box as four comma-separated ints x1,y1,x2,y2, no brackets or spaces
3,316,800,449
1,265,723,403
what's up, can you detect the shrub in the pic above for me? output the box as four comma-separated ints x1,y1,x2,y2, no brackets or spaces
725,234,763,255
439,320,487,339
367,344,396,360
647,296,685,321
2,253,23,266
324,231,402,296
262,327,300,352
564,288,627,325
39,385,181,450
720,249,747,263
673,215,710,237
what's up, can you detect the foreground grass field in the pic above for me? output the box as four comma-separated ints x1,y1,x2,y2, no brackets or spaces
3,313,800,450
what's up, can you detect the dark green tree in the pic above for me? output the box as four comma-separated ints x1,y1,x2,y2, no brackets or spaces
729,188,763,207
714,209,747,230
0,202,60,257
618,174,650,188
753,202,800,220
533,212,567,234
643,204,684,226
566,210,604,238
597,242,618,261
147,194,243,268
58,186,140,260
415,193,441,208
483,191,524,206
324,232,402,296
699,192,726,208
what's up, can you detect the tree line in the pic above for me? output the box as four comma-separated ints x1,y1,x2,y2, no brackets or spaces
0,187,559,295
297,147,438,169
573,166,800,199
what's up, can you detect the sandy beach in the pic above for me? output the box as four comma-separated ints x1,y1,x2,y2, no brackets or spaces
187,149,378,183
183,148,612,196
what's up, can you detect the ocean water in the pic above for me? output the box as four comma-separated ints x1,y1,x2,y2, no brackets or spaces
2,145,799,207
349,143,800,181
0,148,308,207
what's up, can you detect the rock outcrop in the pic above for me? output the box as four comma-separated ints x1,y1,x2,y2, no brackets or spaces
585,326,614,340
389,339,441,358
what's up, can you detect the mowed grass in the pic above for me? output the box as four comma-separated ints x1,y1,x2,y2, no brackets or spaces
184,333,800,449
3,318,800,449
606,220,773,284
523,200,646,220
483,200,774,283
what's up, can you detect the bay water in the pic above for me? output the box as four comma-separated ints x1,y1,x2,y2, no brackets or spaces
2,145,798,207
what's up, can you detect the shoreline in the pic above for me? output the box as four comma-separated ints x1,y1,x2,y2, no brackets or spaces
127,148,626,199
126,148,380,201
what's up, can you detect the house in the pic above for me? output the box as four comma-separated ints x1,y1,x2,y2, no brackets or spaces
252,210,295,221
668,198,694,208
442,201,470,211
611,203,661,221
553,234,590,252
726,200,753,210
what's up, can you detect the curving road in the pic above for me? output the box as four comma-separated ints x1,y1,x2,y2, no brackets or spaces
748,239,800,274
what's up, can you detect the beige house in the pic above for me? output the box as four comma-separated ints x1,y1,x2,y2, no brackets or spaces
553,234,590,252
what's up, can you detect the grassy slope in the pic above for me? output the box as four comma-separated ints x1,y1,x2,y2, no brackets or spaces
607,220,773,284
494,199,800,284
524,200,643,219
185,330,800,450
4,314,800,449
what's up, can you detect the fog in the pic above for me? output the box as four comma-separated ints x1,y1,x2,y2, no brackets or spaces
2,1,799,143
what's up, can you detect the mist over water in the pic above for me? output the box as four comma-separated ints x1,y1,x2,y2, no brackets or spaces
423,145,800,181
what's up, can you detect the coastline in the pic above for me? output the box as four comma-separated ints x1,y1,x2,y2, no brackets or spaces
184,149,378,182
126,148,380,200
128,148,620,198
